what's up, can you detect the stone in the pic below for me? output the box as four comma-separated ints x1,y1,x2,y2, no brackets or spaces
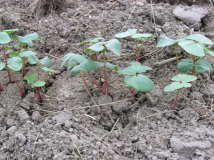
7,126,18,134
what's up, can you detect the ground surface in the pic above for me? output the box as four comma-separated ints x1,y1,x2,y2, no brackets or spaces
0,0,214,159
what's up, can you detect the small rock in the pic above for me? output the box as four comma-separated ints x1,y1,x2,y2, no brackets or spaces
17,109,30,124
178,108,199,125
52,112,73,124
64,120,72,129
32,111,42,122
131,136,139,143
14,133,26,146
7,126,17,134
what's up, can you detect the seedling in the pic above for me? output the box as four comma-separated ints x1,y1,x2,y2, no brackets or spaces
0,57,24,98
79,38,105,85
164,74,197,110
0,29,19,83
119,62,154,101
85,39,121,95
24,73,45,103
115,29,153,62
157,35,185,73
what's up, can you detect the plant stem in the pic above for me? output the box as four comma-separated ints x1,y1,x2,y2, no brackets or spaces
130,89,135,102
188,56,196,89
134,39,139,62
96,51,102,85
138,40,144,56
23,44,27,75
102,49,109,95
3,44,12,83
79,71,92,96
21,59,25,96
0,82,3,91
83,71,105,95
172,89,180,110
37,64,41,103
35,87,41,103
173,44,179,74
45,72,49,82
8,68,24,98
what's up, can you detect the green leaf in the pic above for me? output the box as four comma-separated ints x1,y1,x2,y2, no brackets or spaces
25,32,39,40
195,59,211,72
164,82,191,92
157,35,175,47
70,54,85,63
70,65,80,75
28,55,39,64
0,32,11,44
119,62,152,75
0,62,6,70
105,39,121,56
171,74,197,83
87,44,104,52
78,59,97,72
41,67,56,72
185,34,213,45
39,56,51,68
61,53,76,67
6,45,15,51
125,74,154,92
132,33,153,39
67,59,76,70
9,52,18,57
84,48,91,54
24,73,37,83
19,51,37,57
95,62,118,71
15,35,33,47
178,59,194,73
78,38,104,45
32,81,45,88
178,40,205,56
208,50,214,56
4,29,19,35
7,57,22,71
114,29,137,38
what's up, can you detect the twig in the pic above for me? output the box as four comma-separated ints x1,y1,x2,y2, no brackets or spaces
71,137,83,160
153,56,183,66
104,118,120,142
32,132,40,153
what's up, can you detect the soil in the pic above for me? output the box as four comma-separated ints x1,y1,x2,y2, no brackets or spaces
0,0,214,159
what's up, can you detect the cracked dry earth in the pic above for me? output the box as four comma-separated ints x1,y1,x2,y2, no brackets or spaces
0,0,214,159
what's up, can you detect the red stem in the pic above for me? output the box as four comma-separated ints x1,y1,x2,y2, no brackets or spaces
96,52,102,85
79,72,92,96
0,82,4,91
35,87,41,103
130,89,135,102
102,50,109,95
8,69,24,98
172,89,180,110
83,71,105,95
3,44,12,83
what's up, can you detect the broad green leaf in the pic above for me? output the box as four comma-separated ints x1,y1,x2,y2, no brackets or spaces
105,39,121,56
171,74,197,83
39,56,51,68
67,59,76,70
0,32,11,44
25,32,39,41
9,52,18,57
157,35,175,47
70,54,85,63
84,48,91,54
28,55,39,64
70,65,80,75
78,59,97,72
61,53,76,67
195,59,211,72
178,59,194,73
132,33,153,39
15,35,33,47
41,67,56,72
78,38,104,45
185,34,213,45
0,62,6,70
164,82,191,92
32,81,45,88
94,62,118,71
114,29,137,38
125,74,154,92
4,29,19,35
178,40,205,56
19,51,37,57
24,73,37,83
6,45,15,51
87,44,104,52
208,51,214,56
7,57,22,71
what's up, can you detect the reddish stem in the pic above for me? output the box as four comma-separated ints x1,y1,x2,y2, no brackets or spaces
35,87,41,103
130,89,135,102
79,72,92,96
8,69,24,98
172,89,180,110
83,71,105,95
3,44,12,83
102,50,109,95
96,52,102,85
0,83,4,91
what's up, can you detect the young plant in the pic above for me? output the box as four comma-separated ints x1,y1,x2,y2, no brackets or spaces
85,39,121,95
24,73,45,103
0,57,24,98
0,29,19,83
119,62,154,101
115,29,153,62
79,38,105,85
0,62,5,91
164,74,197,110
157,35,186,73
